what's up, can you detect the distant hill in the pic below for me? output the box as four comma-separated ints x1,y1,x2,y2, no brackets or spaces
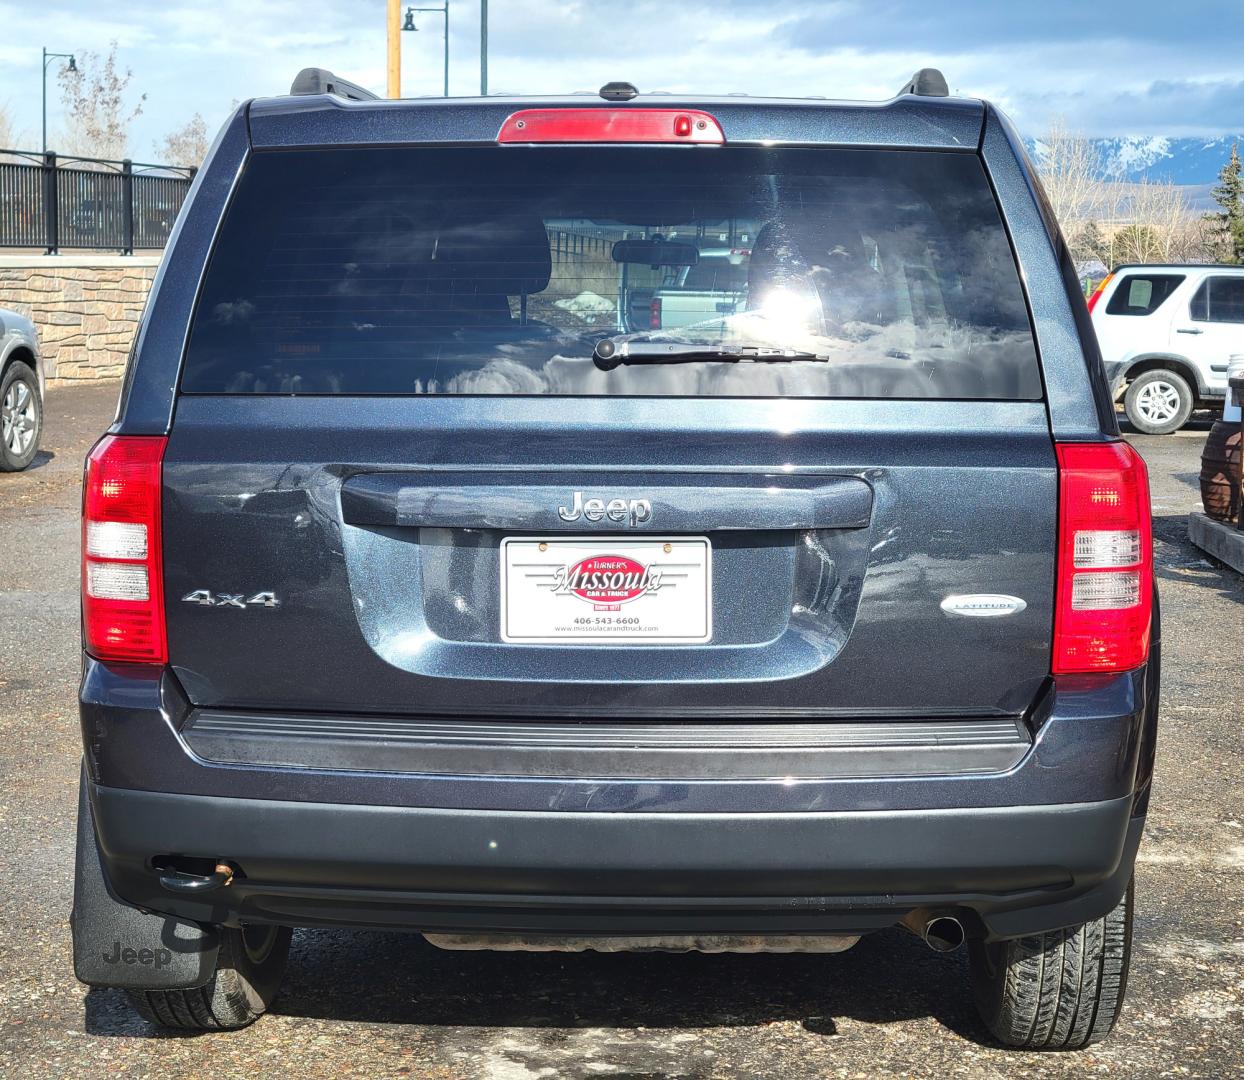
1029,135,1241,185
1027,135,1241,212
1093,135,1241,184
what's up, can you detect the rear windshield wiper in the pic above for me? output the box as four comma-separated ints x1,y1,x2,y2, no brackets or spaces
593,339,825,371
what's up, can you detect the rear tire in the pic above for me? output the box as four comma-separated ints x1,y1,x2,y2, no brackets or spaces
126,924,291,1031
1124,369,1193,434
970,878,1133,1050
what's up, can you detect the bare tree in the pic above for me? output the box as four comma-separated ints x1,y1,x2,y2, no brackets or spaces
156,114,209,167
56,43,146,160
0,103,30,164
1132,179,1204,261
1099,179,1210,265
0,102,16,149
1036,120,1213,267
1037,122,1111,230
1034,120,1125,266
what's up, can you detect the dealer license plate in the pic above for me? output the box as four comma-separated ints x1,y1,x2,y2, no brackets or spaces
500,537,711,644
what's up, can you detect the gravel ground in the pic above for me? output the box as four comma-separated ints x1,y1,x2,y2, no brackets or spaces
0,382,1241,1079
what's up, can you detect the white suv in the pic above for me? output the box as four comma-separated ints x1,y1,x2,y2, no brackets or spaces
1089,264,1244,433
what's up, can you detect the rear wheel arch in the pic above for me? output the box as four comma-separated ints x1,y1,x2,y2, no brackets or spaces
1117,355,1204,398
971,878,1134,1049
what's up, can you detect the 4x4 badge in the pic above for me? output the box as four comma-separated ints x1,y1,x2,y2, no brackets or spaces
182,590,280,608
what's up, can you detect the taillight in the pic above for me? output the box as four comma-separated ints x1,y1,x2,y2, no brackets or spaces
1086,272,1114,314
1053,442,1152,674
82,435,168,664
649,297,662,329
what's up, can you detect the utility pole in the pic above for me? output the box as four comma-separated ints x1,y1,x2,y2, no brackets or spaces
480,0,488,96
387,0,401,98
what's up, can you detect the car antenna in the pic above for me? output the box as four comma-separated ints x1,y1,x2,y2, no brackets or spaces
599,81,640,102
897,68,949,98
289,68,380,102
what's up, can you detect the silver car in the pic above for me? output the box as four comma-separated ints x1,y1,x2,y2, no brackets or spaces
0,309,43,471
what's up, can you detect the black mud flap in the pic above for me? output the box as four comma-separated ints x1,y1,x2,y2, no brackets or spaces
71,766,220,990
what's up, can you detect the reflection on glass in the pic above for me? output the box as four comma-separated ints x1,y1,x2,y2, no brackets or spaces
182,146,1042,401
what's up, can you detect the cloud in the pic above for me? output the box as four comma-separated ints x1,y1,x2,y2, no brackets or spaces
0,0,1238,154
774,0,1228,52
1014,78,1244,139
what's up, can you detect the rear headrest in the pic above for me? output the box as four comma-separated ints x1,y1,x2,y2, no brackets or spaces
432,214,552,295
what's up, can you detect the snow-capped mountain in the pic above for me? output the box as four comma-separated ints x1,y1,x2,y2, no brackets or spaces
1097,135,1242,183
1028,135,1242,185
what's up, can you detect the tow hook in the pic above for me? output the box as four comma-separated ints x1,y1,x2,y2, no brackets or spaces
158,861,235,894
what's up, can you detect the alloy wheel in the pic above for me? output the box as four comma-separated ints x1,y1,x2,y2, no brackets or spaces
1,378,37,456
1134,379,1182,426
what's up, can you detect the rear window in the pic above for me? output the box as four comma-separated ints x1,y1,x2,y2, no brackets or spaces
181,146,1041,399
680,256,749,292
1105,273,1184,316
1190,275,1244,323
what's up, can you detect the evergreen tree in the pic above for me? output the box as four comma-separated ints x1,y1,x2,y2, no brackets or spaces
1210,144,1244,263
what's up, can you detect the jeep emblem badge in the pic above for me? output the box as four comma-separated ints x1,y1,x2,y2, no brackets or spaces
940,594,1027,618
557,491,652,528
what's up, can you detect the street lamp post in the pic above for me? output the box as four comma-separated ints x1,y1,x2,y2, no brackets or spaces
480,0,487,96
402,4,450,98
41,47,77,155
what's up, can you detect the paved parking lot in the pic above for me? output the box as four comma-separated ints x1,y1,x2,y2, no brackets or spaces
1,382,1241,1079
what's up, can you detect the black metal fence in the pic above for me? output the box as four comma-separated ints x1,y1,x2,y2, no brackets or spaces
0,151,196,254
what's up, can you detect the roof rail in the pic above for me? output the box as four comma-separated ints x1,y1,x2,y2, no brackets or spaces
289,68,379,102
898,68,949,98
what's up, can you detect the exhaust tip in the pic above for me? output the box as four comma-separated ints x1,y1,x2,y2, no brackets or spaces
922,916,965,953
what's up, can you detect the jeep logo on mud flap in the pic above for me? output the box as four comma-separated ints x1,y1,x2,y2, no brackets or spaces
102,941,172,970
557,491,652,528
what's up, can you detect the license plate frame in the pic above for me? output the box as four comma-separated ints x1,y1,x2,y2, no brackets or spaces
500,536,712,645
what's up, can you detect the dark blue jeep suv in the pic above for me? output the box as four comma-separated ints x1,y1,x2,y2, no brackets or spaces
72,68,1158,1048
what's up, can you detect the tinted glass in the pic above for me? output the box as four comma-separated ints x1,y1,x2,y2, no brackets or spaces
681,256,749,292
1105,273,1184,316
182,146,1041,399
1190,276,1244,323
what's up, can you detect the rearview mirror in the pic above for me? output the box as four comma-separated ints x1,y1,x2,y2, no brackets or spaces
611,239,699,268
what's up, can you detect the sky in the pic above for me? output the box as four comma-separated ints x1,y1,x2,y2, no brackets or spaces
0,0,1241,159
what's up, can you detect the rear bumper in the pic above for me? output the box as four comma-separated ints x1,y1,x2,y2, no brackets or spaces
80,657,1158,942
89,781,1143,942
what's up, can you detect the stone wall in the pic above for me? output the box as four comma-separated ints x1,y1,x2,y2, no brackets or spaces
0,256,161,381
